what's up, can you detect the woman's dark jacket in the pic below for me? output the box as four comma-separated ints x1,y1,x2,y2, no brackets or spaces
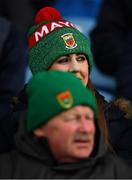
104,97,132,164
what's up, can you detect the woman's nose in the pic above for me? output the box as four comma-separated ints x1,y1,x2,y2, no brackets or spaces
69,59,80,72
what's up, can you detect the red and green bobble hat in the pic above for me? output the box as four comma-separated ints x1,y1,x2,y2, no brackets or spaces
28,6,94,74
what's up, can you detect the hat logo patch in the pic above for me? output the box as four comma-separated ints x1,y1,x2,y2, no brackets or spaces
56,90,73,109
61,33,77,49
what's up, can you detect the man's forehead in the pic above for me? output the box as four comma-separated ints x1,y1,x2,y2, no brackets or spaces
62,105,94,115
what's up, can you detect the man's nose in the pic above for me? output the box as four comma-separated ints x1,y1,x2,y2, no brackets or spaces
78,117,89,132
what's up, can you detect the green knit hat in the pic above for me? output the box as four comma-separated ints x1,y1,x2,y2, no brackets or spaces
26,71,97,132
28,6,93,74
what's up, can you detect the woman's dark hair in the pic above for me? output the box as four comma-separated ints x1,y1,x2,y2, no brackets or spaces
87,79,112,150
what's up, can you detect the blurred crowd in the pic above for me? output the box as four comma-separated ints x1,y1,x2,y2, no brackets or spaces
0,0,131,174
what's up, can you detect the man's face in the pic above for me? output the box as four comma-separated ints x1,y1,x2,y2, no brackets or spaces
34,105,96,163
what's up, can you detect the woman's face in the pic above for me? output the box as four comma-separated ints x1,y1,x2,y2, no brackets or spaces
49,54,89,86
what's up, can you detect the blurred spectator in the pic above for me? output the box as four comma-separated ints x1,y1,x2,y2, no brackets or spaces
0,0,34,36
31,0,55,14
0,0,55,36
90,0,132,101
0,17,26,152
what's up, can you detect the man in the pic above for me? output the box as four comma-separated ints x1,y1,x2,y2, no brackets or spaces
0,70,131,178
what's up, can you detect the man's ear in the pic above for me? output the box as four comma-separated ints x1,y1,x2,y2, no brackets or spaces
33,127,46,137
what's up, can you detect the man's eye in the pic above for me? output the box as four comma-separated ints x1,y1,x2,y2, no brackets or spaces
86,116,94,121
64,116,76,122
57,58,69,64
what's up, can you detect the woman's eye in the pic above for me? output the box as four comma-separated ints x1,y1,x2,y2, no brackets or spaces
57,58,69,64
77,55,87,62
